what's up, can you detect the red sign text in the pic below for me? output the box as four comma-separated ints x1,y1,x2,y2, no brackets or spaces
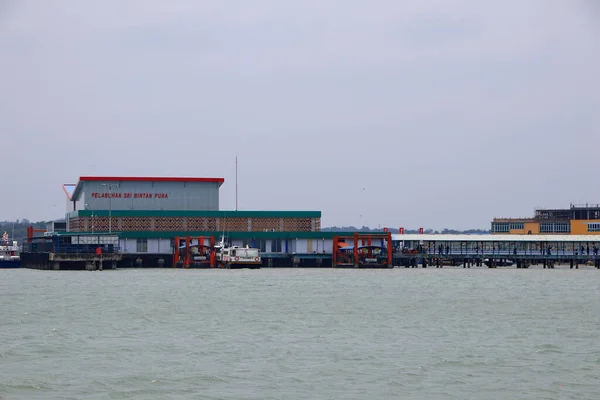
90,192,169,199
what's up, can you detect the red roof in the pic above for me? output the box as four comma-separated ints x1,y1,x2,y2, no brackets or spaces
78,176,224,184
69,176,224,201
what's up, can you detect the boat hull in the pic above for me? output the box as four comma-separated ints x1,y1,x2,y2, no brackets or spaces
0,260,21,268
227,263,261,269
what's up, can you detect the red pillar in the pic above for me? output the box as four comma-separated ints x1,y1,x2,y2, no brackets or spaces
209,236,215,268
387,232,393,267
332,236,338,267
184,236,190,268
353,232,359,267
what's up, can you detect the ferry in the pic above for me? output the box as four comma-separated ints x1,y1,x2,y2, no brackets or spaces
214,236,261,269
0,231,20,268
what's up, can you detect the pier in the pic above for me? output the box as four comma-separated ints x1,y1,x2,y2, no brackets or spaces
393,234,600,269
22,233,121,270
19,231,600,270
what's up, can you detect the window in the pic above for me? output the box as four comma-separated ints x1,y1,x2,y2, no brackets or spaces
271,239,282,253
136,238,148,252
509,223,524,231
588,223,600,232
540,223,570,233
492,223,509,233
257,239,266,252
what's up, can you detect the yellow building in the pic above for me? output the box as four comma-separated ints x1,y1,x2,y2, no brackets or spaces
492,204,600,235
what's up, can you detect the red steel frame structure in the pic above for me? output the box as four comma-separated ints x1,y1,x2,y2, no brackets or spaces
332,232,393,268
173,236,216,268
26,226,47,242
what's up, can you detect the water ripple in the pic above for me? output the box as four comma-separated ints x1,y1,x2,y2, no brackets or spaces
1,268,599,399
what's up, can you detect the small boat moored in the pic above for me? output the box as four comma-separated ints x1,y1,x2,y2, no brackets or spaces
214,236,261,269
0,231,20,268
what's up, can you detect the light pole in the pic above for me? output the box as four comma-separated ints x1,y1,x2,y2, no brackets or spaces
101,183,119,234
85,204,95,233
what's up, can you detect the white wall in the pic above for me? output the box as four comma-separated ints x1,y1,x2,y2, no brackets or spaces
294,239,308,253
120,238,172,254
120,238,137,253
147,239,160,253
159,238,172,254
311,238,333,253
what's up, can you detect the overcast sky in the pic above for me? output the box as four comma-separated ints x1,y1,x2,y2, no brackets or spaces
1,0,599,230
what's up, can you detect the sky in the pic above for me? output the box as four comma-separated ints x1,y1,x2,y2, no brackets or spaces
1,0,599,230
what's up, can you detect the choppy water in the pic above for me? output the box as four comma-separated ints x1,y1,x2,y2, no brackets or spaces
1,267,600,400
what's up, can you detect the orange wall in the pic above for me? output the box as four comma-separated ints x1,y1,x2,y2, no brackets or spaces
524,222,539,235
571,219,600,235
509,222,539,235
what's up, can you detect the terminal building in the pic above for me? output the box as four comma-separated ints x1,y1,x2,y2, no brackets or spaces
491,203,600,235
60,176,325,256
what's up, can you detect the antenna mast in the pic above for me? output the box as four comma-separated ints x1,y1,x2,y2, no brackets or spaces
235,155,238,211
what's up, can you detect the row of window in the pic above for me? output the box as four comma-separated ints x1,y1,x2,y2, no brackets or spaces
539,223,570,233
493,222,576,233
492,223,510,233
589,223,600,232
492,222,526,233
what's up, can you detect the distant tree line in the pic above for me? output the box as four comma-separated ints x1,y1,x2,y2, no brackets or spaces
0,219,491,243
0,220,47,242
321,226,490,234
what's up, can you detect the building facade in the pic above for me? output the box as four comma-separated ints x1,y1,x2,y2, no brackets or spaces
492,204,600,235
59,176,323,256
64,176,223,212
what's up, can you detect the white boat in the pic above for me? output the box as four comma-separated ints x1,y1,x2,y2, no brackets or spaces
214,236,261,269
0,231,20,268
